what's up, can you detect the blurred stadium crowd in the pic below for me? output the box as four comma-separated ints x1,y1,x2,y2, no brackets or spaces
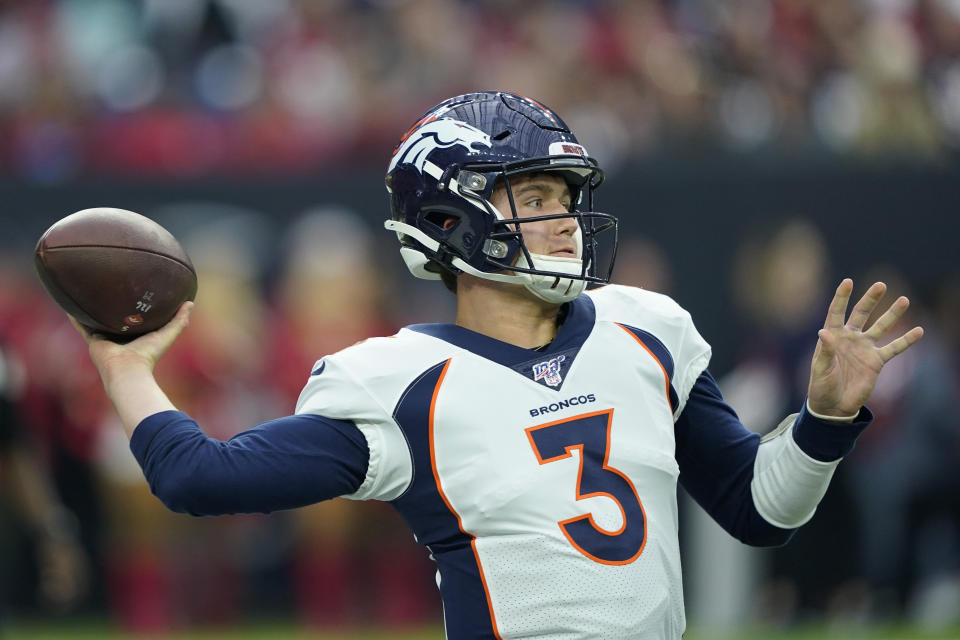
0,0,958,637
1,0,960,181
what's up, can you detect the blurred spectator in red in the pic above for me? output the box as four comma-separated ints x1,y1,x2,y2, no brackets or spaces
93,208,283,633
264,207,437,629
0,254,107,620
0,339,88,619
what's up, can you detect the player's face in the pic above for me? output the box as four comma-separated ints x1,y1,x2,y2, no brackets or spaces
490,173,578,259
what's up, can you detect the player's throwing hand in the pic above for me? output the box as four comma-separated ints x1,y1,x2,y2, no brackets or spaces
67,301,194,433
69,301,194,378
807,279,924,418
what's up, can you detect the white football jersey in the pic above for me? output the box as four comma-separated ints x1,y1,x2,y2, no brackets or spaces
296,284,711,639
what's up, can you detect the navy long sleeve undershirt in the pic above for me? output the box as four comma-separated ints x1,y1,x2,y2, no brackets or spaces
130,411,368,516
129,371,871,535
675,371,872,547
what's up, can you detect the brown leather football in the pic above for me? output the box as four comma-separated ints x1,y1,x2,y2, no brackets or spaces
34,207,198,340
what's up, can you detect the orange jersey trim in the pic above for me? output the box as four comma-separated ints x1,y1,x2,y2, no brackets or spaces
428,359,502,639
615,323,672,406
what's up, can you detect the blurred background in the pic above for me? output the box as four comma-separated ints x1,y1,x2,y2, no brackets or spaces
0,0,957,638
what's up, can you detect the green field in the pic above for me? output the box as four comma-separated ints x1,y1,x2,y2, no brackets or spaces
3,621,960,639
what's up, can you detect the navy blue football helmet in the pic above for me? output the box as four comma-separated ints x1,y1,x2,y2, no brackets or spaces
384,91,618,303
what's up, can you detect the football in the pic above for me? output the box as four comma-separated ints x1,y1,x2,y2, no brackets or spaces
34,207,198,340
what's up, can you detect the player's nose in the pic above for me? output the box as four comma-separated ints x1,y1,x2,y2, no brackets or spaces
552,207,578,236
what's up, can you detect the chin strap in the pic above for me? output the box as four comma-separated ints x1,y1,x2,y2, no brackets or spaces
385,219,588,303
514,252,586,303
514,225,586,303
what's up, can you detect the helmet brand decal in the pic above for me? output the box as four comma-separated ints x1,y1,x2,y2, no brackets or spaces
389,119,492,175
532,354,566,387
548,141,587,157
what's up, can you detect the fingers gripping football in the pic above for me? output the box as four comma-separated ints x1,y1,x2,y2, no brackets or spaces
70,301,194,379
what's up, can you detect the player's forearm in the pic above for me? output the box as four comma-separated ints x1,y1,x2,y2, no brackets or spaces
750,403,872,529
99,361,177,437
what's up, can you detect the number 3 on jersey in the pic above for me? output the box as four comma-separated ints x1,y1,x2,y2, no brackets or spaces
525,409,647,565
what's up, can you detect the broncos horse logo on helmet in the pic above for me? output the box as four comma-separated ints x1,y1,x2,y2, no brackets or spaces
385,91,618,304
389,118,492,175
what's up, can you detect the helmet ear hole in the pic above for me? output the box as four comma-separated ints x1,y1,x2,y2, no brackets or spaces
492,130,512,141
424,210,460,231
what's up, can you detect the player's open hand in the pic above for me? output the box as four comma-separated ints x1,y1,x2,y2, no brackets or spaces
69,301,193,378
807,279,923,418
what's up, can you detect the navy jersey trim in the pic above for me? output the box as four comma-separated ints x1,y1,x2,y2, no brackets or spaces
406,294,596,392
615,323,680,413
389,360,501,639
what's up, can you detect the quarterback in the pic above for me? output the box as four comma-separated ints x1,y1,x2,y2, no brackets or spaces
72,92,923,639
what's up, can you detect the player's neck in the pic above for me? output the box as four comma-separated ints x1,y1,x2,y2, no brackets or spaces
455,276,561,349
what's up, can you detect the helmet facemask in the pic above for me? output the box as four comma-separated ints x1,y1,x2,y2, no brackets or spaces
449,157,618,303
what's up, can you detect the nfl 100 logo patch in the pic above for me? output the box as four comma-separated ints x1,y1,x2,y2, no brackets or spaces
532,354,566,387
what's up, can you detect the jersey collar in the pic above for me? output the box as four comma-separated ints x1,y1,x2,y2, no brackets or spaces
406,294,596,390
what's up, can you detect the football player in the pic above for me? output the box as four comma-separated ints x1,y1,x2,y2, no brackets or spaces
71,92,923,639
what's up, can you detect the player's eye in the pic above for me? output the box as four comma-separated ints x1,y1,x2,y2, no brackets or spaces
525,198,542,208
